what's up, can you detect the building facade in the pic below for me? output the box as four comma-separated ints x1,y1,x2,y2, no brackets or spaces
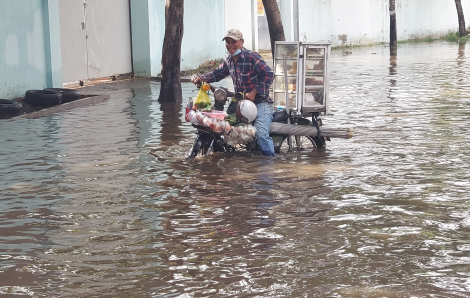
0,0,469,99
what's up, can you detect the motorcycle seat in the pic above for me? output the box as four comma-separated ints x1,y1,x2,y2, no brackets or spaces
272,110,287,123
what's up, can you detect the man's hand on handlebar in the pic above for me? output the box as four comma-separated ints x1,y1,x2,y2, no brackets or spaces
191,74,203,87
245,88,258,101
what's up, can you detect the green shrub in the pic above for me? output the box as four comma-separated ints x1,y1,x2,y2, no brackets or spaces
445,31,460,42
444,31,469,42
423,36,434,42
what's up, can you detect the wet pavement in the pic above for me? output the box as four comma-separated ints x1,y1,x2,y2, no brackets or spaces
1,41,470,297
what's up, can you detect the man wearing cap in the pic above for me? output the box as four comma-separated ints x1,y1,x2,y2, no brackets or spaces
191,28,276,157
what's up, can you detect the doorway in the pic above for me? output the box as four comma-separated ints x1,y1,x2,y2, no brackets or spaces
58,0,133,84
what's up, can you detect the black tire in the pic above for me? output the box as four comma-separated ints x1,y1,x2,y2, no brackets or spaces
188,138,202,158
279,135,319,153
0,99,22,118
188,134,214,158
312,135,326,148
312,118,326,148
297,117,327,148
44,88,81,103
200,135,214,156
24,90,62,107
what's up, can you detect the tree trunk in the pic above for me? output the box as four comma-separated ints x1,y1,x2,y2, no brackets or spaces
262,0,285,56
454,0,467,37
158,0,184,102
389,0,397,56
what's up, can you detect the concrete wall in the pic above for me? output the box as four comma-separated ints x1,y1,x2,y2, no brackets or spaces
59,0,132,83
0,0,62,99
130,0,164,78
225,0,258,52
131,0,226,77
58,0,88,83
296,0,470,46
280,0,295,42
397,0,468,40
2,0,470,99
180,0,226,71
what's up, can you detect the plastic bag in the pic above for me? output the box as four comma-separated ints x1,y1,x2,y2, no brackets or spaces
224,113,239,126
185,110,195,122
194,85,211,110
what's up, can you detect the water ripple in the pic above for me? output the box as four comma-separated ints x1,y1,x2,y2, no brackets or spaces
0,43,470,297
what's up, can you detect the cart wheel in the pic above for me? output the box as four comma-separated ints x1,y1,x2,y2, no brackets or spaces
312,118,326,148
279,135,320,152
290,117,326,149
312,135,326,148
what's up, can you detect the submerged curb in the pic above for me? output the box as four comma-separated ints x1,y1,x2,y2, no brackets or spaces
7,94,110,121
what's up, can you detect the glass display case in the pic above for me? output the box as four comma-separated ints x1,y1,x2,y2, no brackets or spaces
273,42,330,115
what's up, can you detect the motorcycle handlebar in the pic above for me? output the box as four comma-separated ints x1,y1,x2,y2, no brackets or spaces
196,81,220,95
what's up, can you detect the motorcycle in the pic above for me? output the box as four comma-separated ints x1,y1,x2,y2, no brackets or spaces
186,84,327,159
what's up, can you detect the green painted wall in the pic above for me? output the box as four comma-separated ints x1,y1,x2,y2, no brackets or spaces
130,0,225,78
0,0,62,99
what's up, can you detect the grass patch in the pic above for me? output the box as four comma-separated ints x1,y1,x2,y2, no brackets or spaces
443,31,469,42
331,43,382,50
398,35,436,44
423,36,435,42
444,31,461,42
180,58,224,78
332,31,469,49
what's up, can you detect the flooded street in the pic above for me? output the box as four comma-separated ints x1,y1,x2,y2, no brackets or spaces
1,41,470,297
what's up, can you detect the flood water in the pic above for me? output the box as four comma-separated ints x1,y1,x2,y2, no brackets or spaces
1,42,470,297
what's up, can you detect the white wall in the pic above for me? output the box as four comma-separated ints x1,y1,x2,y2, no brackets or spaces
295,0,470,47
397,0,465,39
131,0,226,77
180,0,226,71
280,0,295,41
225,0,258,51
59,0,132,83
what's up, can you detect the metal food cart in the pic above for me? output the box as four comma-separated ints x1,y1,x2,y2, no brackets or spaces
272,41,331,117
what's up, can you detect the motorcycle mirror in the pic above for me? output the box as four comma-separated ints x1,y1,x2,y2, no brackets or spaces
214,88,228,102
234,92,244,101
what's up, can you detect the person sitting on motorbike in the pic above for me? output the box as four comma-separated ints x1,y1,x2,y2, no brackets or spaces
191,28,275,157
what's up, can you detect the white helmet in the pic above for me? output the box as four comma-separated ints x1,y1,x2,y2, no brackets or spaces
235,100,257,123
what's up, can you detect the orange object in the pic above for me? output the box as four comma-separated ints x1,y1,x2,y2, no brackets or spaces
203,83,210,91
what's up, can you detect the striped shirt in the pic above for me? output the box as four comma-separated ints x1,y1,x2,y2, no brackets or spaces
200,47,274,104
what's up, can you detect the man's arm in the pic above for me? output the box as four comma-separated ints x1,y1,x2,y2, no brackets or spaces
197,61,231,83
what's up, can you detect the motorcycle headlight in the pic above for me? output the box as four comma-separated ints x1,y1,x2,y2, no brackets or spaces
214,88,227,102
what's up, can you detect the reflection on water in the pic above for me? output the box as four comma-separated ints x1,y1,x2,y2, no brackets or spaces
1,42,470,297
